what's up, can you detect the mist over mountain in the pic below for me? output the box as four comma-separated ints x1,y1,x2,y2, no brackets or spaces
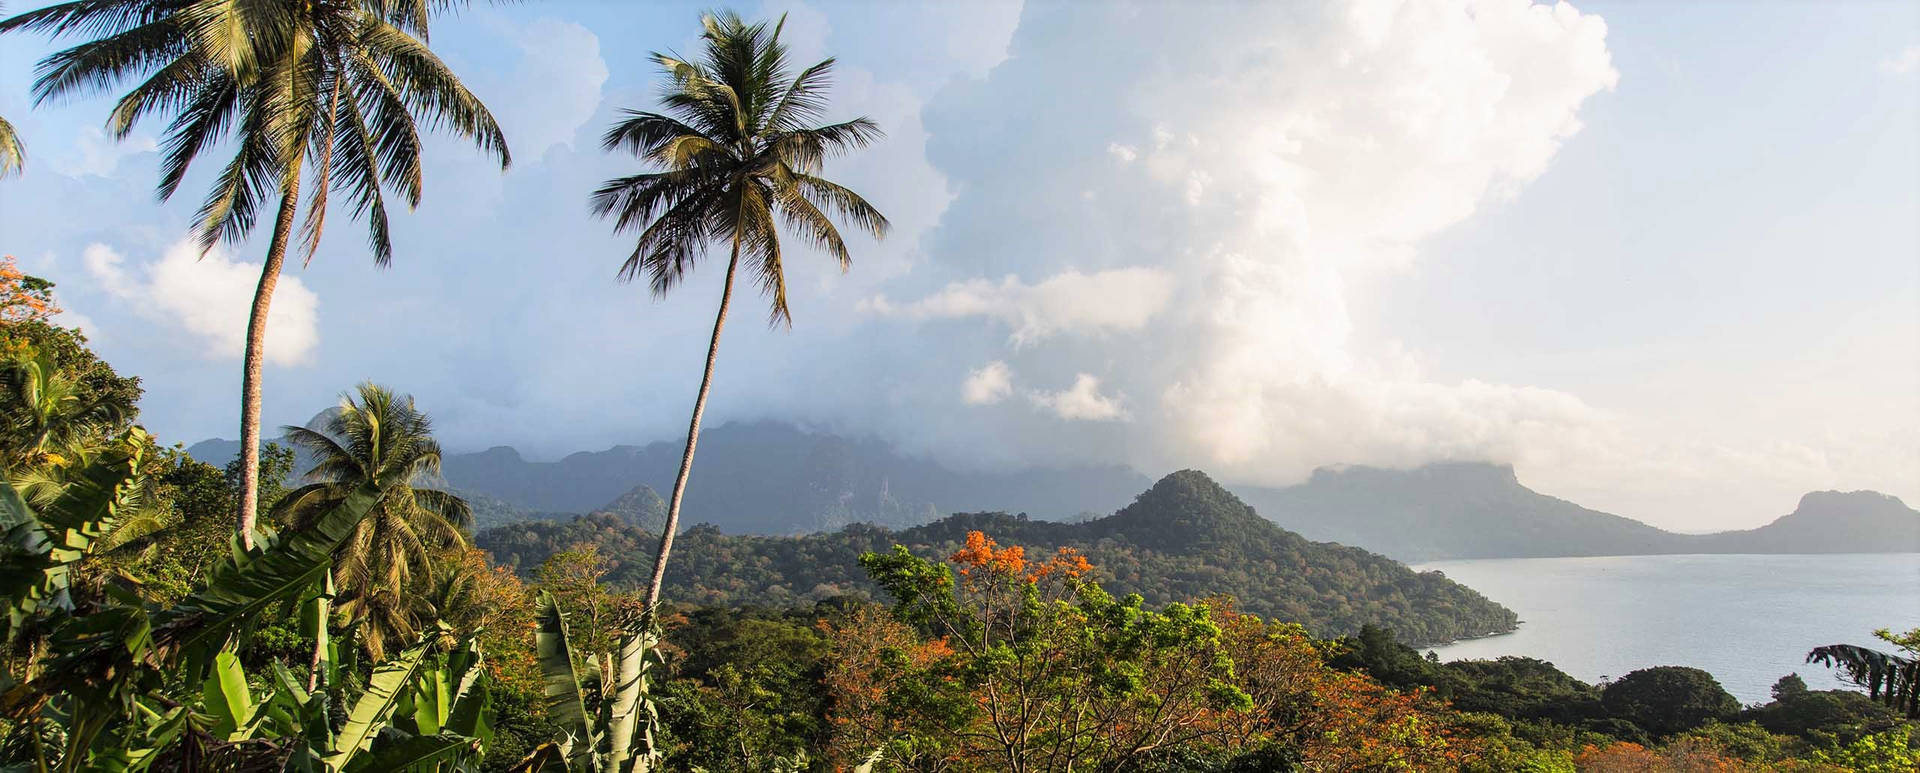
188,422,1917,560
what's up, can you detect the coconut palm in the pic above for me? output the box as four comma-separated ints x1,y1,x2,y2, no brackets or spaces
0,3,17,177
0,348,132,475
590,11,888,617
0,5,18,176
270,382,471,661
0,0,509,549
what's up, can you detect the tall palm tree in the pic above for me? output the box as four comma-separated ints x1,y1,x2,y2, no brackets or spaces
271,382,471,662
0,3,20,178
591,11,888,616
0,0,509,549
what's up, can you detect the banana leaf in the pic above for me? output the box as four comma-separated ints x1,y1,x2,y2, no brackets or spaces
200,651,253,740
535,593,598,767
324,634,437,771
0,432,145,643
152,478,383,679
344,733,481,772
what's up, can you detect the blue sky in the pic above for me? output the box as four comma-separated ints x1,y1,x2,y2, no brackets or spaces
1,0,1914,531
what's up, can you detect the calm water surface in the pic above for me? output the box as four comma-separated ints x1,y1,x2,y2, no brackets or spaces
1419,553,1920,705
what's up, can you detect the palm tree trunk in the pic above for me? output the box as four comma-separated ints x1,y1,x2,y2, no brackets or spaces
237,162,304,550
640,243,741,615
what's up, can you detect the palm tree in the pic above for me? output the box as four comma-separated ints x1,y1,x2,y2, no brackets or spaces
0,0,509,549
271,382,471,662
0,2,20,178
590,11,888,617
0,348,131,475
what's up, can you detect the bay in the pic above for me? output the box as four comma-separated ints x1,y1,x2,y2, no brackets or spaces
1418,553,1920,705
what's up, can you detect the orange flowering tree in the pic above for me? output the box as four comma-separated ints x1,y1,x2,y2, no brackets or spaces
0,255,57,326
828,531,1251,772
824,532,1481,772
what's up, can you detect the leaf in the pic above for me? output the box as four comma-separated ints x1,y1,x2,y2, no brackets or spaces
343,733,479,773
324,633,436,770
151,478,384,679
506,741,566,773
200,651,253,740
600,622,657,769
534,592,597,766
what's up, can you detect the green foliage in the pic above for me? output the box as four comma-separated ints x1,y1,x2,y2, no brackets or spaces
1600,666,1740,736
272,382,472,660
529,592,664,772
1806,727,1920,772
480,471,1518,645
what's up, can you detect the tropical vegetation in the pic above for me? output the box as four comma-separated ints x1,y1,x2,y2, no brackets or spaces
0,5,1912,772
0,0,510,550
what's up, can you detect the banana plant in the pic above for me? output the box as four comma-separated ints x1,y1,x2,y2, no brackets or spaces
192,630,492,771
0,429,146,648
0,431,418,770
512,593,663,773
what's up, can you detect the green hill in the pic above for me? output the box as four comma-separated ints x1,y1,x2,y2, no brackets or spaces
478,469,1518,646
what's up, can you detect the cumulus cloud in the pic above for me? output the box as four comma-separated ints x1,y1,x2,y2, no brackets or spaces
889,0,1622,485
962,360,1014,405
51,127,157,178
865,267,1174,346
485,18,609,160
84,239,320,365
1882,44,1920,75
1029,374,1127,421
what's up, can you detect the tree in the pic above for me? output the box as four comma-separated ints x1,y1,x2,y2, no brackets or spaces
0,3,17,177
1600,667,1739,736
1771,673,1808,701
270,382,471,662
590,10,888,618
2,0,510,550
0,256,55,324
0,346,133,476
1806,628,1920,718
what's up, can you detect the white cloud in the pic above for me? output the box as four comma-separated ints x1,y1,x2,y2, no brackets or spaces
902,0,1627,486
866,267,1175,345
83,239,320,365
1029,374,1126,421
486,18,609,160
1881,44,1920,75
52,127,157,178
962,360,1014,405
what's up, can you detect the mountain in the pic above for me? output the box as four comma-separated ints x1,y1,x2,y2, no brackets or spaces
1685,490,1920,554
432,422,1149,534
1237,463,1920,562
477,470,1519,647
1238,463,1680,562
190,424,1917,561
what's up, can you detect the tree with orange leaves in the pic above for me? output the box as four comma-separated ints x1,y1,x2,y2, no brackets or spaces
826,532,1224,771
0,255,57,326
824,531,1482,772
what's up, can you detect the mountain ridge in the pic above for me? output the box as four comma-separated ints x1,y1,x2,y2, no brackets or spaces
187,422,1918,561
477,469,1521,647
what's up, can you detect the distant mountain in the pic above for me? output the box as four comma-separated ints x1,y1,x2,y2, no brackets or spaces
478,470,1519,646
1238,463,1920,562
189,424,1918,561
432,422,1149,535
1685,490,1920,554
1238,463,1679,562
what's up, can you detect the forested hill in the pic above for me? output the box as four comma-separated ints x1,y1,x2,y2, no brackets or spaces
477,469,1519,646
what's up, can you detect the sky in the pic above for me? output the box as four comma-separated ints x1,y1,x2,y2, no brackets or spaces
1,0,1915,533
